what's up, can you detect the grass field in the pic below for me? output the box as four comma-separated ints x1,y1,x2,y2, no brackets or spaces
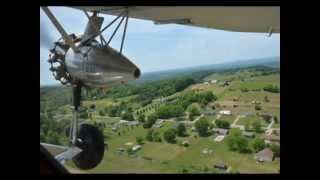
237,114,269,128
66,118,279,173
62,69,280,174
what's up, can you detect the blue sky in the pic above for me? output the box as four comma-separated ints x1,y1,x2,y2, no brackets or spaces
40,7,280,86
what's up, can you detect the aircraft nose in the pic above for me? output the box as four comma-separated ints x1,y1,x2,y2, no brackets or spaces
133,68,141,79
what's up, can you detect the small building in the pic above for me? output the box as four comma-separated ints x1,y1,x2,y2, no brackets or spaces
255,148,274,162
260,113,273,122
210,80,218,84
127,121,139,126
203,109,215,115
219,110,232,115
214,135,225,142
242,131,255,138
273,129,280,136
264,134,280,143
212,128,229,135
119,120,129,124
182,140,189,147
191,126,197,132
117,148,126,153
152,124,162,128
204,82,209,85
132,145,142,152
202,148,213,155
214,163,228,170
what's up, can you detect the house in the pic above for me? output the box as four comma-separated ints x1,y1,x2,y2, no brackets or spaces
212,128,229,135
203,108,215,115
233,97,239,101
119,120,129,124
214,163,228,170
210,80,218,84
260,113,273,122
255,148,274,162
127,121,139,126
152,124,162,128
242,131,255,138
214,135,225,142
202,148,213,155
191,126,197,132
264,134,280,143
219,110,232,115
182,141,189,147
273,129,280,136
132,145,142,152
242,112,254,117
204,82,209,85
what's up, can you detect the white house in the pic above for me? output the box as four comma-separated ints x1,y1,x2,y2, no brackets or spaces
132,145,142,151
210,80,218,84
219,110,232,115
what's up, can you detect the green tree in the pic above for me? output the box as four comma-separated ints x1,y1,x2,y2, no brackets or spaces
270,144,280,157
195,117,210,137
263,85,280,93
244,121,251,131
176,123,187,137
99,110,105,116
215,119,230,129
143,113,157,128
146,129,154,141
252,120,262,133
252,138,266,152
255,104,262,111
156,104,184,119
227,129,249,153
163,128,177,143
274,116,279,123
235,136,249,153
187,104,200,118
136,136,144,145
121,111,134,121
137,113,145,123
153,131,162,142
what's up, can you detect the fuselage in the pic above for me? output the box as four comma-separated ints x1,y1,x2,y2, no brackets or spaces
64,42,140,88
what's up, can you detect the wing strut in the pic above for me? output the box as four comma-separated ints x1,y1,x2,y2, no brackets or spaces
41,7,79,52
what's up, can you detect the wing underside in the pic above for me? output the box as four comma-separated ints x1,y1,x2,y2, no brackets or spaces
71,6,280,33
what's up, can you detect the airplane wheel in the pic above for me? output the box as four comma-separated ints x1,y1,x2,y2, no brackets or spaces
72,123,105,170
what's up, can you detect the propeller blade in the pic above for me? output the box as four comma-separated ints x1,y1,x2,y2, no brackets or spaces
40,19,55,49
41,6,79,52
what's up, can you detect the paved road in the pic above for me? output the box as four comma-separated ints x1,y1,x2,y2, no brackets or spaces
264,118,275,135
179,114,204,124
230,115,245,130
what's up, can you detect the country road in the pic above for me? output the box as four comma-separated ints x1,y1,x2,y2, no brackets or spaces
230,115,245,130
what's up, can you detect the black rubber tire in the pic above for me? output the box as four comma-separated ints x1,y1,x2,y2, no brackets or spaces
72,124,105,170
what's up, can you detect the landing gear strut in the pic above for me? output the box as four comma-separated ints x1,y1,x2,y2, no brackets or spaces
68,84,105,170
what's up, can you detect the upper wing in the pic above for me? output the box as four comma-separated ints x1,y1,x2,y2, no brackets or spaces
71,6,279,33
